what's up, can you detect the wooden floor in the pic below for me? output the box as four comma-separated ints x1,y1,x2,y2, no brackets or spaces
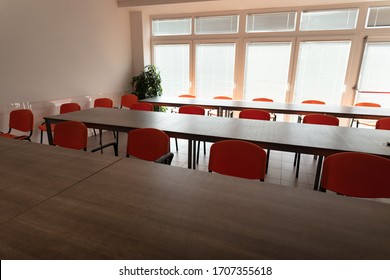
86,130,390,204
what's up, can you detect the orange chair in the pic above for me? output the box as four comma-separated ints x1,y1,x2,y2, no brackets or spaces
375,118,390,130
120,94,138,109
294,114,339,178
38,102,81,143
321,152,390,198
208,140,266,181
53,121,88,151
252,97,274,102
252,97,276,121
127,128,174,165
208,96,233,117
0,109,34,141
130,102,154,111
178,105,207,164
239,109,271,173
298,99,326,123
178,94,196,98
350,102,381,128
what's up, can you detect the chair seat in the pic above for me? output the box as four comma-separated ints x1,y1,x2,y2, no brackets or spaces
0,133,28,140
38,123,55,131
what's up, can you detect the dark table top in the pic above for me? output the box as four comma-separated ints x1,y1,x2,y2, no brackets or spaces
0,147,389,260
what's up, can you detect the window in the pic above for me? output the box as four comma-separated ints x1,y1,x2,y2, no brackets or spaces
154,44,190,97
244,42,292,101
294,41,351,104
300,9,358,31
246,12,296,32
152,18,191,36
195,15,239,34
366,7,390,28
195,43,236,98
356,42,390,107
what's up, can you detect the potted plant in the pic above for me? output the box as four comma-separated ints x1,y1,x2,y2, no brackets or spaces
131,65,162,100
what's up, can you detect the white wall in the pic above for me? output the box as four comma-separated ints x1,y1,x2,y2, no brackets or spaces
0,0,132,141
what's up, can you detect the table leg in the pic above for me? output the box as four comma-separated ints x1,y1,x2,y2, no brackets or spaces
192,140,196,169
313,156,324,191
187,139,192,169
45,121,54,145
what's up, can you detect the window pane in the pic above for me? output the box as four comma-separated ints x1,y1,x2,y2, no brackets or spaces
246,12,296,32
300,9,358,31
356,42,390,107
294,41,351,104
152,18,191,36
154,44,190,97
244,42,291,102
195,44,236,98
366,7,390,28
195,15,238,34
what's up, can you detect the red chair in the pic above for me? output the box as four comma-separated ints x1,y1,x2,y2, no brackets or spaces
350,102,381,128
38,102,81,143
294,114,339,178
53,121,88,151
298,99,326,123
127,128,174,165
208,140,266,181
178,105,206,164
252,97,276,121
375,118,390,130
94,98,113,108
120,94,138,109
130,102,154,111
0,109,34,141
239,109,271,173
321,152,390,198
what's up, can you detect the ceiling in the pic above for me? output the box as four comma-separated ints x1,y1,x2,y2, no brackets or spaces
117,0,389,15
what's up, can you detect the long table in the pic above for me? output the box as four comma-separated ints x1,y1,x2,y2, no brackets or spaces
142,96,390,120
1,138,389,259
44,108,390,189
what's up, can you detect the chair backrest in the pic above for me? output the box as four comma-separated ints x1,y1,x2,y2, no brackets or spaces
121,94,138,109
178,94,196,98
376,118,390,130
301,99,326,105
178,105,205,115
239,109,271,121
302,114,339,126
252,97,274,102
130,102,154,111
321,152,390,198
9,109,34,132
60,103,81,114
127,128,170,161
354,102,381,108
94,98,113,108
54,121,88,150
208,140,266,180
213,96,232,100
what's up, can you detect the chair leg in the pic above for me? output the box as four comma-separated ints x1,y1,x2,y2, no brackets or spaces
203,141,206,155
293,153,298,166
295,153,301,178
93,128,97,136
175,138,178,151
40,131,43,144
